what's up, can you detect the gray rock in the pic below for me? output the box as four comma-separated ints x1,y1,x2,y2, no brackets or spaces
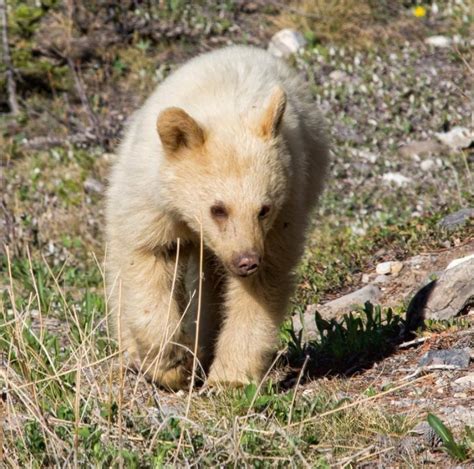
410,421,441,447
268,29,306,59
373,274,390,284
440,406,474,427
406,258,474,327
293,285,381,338
438,208,474,231
418,349,470,369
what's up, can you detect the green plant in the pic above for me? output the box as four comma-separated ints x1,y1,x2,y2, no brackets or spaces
427,414,470,462
287,302,403,376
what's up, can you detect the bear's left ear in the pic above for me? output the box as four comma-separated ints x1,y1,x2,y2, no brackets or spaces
157,107,205,157
257,86,287,140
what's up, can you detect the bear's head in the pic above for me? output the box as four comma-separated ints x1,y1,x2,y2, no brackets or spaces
157,86,290,277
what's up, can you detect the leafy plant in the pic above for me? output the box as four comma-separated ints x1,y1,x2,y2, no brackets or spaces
427,414,469,462
286,302,403,376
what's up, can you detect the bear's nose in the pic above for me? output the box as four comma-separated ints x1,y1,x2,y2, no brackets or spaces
232,252,261,277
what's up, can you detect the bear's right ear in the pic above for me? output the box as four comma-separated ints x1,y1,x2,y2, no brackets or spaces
156,107,205,157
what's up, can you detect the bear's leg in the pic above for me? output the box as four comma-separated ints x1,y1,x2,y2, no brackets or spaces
184,250,224,376
208,271,292,386
114,247,197,390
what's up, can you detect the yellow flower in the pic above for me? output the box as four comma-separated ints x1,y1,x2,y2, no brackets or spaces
413,6,427,18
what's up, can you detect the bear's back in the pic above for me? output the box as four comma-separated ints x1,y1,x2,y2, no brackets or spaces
142,46,303,125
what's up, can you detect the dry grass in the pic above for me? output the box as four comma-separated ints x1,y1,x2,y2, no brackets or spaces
1,242,425,466
273,0,426,47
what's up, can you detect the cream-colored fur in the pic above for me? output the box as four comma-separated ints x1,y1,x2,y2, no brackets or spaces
106,46,329,390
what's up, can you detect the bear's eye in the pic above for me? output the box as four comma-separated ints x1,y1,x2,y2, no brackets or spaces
210,204,228,219
258,205,271,219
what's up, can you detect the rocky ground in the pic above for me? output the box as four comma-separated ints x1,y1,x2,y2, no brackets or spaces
1,1,473,466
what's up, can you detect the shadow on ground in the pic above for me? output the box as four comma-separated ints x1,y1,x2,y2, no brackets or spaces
280,302,423,388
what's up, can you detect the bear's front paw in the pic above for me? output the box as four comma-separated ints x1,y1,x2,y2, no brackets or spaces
158,364,192,391
207,365,255,389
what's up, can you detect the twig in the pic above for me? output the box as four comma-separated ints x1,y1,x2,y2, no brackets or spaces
67,57,105,147
337,444,375,468
402,364,462,381
287,354,309,426
73,354,82,468
398,337,428,349
339,445,394,468
0,0,20,115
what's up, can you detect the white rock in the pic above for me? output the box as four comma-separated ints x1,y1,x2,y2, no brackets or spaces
376,261,392,275
425,35,452,48
268,29,306,58
362,274,370,284
382,172,411,187
329,70,348,83
435,126,474,150
454,373,474,388
420,159,435,171
376,261,403,275
354,149,378,163
446,253,474,270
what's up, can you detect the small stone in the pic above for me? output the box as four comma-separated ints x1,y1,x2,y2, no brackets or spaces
376,261,392,275
446,254,474,270
83,177,104,194
420,159,435,171
268,29,306,58
399,139,444,158
454,373,474,388
435,126,474,150
329,70,348,83
418,349,470,369
391,261,404,275
438,208,474,231
382,172,411,187
410,421,431,436
362,273,370,283
425,35,452,48
375,261,403,275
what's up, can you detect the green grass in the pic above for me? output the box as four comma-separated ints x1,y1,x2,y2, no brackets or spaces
0,251,417,466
